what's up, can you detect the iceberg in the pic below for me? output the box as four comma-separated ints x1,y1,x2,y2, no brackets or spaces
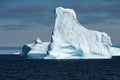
22,7,120,59
45,7,119,59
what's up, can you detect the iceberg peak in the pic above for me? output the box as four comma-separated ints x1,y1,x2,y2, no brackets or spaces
56,7,76,19
34,37,42,44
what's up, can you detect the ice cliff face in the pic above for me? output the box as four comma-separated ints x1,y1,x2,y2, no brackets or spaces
45,7,112,59
22,38,49,59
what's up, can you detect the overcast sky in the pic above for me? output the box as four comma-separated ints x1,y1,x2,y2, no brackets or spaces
0,0,120,46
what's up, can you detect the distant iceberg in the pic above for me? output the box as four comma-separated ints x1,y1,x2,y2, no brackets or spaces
22,7,120,59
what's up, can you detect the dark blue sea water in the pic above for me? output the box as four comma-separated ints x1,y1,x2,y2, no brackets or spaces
0,47,120,79
0,46,22,54
0,59,120,80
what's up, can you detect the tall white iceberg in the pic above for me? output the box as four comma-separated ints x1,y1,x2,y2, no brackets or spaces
45,7,113,59
21,7,120,59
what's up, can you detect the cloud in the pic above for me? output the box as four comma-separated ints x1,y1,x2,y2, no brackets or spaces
70,1,120,25
0,0,120,30
0,0,10,8
0,2,55,30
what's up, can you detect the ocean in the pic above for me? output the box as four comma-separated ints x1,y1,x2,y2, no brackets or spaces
0,47,120,79
0,46,22,54
0,59,119,80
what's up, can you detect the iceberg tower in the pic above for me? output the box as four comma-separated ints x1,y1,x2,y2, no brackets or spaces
45,7,112,59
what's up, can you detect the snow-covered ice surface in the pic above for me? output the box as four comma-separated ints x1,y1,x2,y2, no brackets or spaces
22,7,120,59
24,38,49,59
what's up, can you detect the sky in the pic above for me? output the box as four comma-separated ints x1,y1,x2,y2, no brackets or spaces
0,0,120,46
